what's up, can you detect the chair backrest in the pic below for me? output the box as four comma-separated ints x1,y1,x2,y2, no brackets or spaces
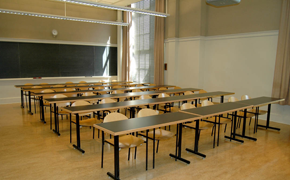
228,96,239,102
39,83,50,88
94,83,102,85
241,95,251,100
201,100,214,107
112,80,117,82
24,83,33,86
53,84,65,88
99,80,105,82
40,83,48,85
112,90,124,94
149,84,156,86
79,81,87,83
71,100,91,107
159,87,167,91
41,89,54,93
100,98,116,104
53,94,67,98
65,82,73,84
103,112,128,123
95,86,104,89
77,84,86,87
139,95,152,100
31,86,42,93
184,91,194,95
174,86,182,89
199,89,207,94
64,88,75,92
136,84,143,87
41,89,55,99
112,86,122,89
83,92,95,96
181,103,196,110
158,93,169,98
132,89,142,92
137,108,159,117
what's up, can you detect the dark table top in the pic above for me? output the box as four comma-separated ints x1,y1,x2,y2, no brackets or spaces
62,91,232,114
25,85,175,91
43,88,201,103
93,112,200,136
148,91,234,105
14,81,135,88
235,96,284,107
181,102,252,118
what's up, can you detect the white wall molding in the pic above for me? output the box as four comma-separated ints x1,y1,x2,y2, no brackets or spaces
0,37,117,47
165,30,279,43
205,30,279,41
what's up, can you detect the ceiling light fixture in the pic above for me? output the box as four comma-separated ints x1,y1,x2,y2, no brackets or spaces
51,0,170,17
0,8,128,26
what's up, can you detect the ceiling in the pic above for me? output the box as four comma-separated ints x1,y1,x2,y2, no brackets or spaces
87,0,141,6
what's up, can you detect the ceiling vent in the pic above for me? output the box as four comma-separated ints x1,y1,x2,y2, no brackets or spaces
206,0,241,7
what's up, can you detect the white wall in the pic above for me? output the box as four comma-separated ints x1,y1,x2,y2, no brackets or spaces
165,30,290,125
0,76,117,104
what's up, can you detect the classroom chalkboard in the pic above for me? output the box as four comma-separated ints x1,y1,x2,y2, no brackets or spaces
0,41,117,78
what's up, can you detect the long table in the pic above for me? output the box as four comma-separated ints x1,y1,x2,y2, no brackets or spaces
40,88,201,126
16,82,146,110
236,97,284,132
93,102,253,180
24,85,176,115
14,81,134,88
94,112,200,180
62,91,233,152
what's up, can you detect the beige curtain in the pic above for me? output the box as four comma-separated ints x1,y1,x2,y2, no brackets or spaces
272,0,290,105
121,10,132,81
154,0,165,85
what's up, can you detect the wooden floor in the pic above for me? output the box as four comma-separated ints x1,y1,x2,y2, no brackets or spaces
0,103,290,180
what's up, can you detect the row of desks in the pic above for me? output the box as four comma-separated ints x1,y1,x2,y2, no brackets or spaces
91,96,283,179
25,85,176,115
14,81,135,87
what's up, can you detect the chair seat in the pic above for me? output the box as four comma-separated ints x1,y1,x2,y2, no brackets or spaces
105,135,144,149
139,129,175,141
72,118,102,126
183,121,213,130
43,102,51,106
58,110,70,115
237,111,255,118
203,116,231,124
247,109,267,115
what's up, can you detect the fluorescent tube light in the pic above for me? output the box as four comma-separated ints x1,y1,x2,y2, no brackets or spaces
52,0,170,17
0,8,128,26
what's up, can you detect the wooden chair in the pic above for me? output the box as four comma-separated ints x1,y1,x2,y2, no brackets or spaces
23,83,33,108
157,93,173,113
159,87,167,91
64,88,77,97
77,84,89,91
228,96,255,128
31,86,43,113
66,82,75,87
201,100,231,141
39,83,50,88
181,103,213,142
112,85,122,89
111,90,126,102
70,100,101,142
100,113,144,168
241,95,267,125
96,98,118,119
79,81,87,83
94,86,107,95
82,92,98,104
138,109,175,154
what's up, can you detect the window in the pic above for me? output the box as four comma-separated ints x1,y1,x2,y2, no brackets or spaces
130,0,155,83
